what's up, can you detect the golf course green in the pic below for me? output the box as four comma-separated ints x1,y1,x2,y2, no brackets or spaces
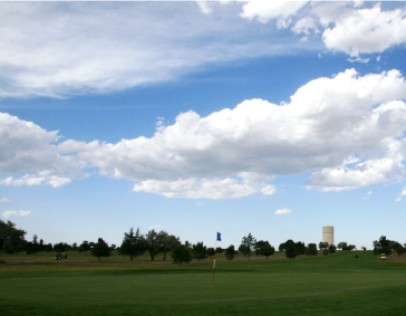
1,251,406,315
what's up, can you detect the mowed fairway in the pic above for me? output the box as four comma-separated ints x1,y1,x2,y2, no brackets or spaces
1,252,406,315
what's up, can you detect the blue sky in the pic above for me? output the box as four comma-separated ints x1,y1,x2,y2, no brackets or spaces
1,1,406,250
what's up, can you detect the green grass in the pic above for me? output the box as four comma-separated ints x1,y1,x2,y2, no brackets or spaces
1,251,406,315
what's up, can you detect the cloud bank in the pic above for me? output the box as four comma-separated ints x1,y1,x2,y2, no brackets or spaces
1,2,405,99
2,68,405,199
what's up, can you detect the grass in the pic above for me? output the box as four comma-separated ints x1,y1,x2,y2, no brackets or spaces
1,251,406,315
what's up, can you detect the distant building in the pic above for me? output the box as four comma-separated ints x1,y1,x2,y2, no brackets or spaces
322,226,334,246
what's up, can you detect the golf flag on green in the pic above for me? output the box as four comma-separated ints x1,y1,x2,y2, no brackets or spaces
216,232,221,242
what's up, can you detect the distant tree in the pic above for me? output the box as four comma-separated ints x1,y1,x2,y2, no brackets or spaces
373,235,392,256
54,242,70,253
26,234,41,254
328,244,337,254
146,230,161,261
171,244,192,264
306,243,318,256
255,240,275,259
225,245,236,261
158,232,181,261
78,240,91,252
0,220,26,254
346,244,356,251
207,247,215,257
337,242,348,250
295,241,306,258
319,242,329,250
120,228,145,261
91,238,111,261
216,247,223,254
239,233,256,260
280,240,297,259
391,241,404,256
192,242,207,260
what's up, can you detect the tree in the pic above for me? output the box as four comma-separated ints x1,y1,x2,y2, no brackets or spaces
328,244,337,254
207,247,215,257
120,228,145,261
91,238,111,261
337,241,348,250
239,233,256,260
146,230,160,261
280,240,297,259
225,245,236,261
295,241,306,258
53,242,70,253
319,241,329,250
157,231,180,261
346,244,356,251
373,235,392,256
192,242,207,260
0,220,26,254
338,242,356,251
26,234,41,254
306,243,318,256
255,240,275,259
171,244,192,264
391,241,404,256
78,240,91,252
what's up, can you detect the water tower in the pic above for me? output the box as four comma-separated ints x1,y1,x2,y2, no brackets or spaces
322,226,334,246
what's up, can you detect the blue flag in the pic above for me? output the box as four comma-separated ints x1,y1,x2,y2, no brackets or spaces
216,232,222,242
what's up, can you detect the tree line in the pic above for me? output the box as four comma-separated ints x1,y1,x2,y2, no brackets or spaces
1,219,405,263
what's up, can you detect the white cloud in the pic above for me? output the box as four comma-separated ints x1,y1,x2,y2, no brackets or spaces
196,1,212,14
2,210,31,219
133,177,263,200
238,2,406,57
348,57,369,64
0,1,302,99
2,1,404,99
274,208,292,215
322,4,406,56
2,67,406,198
306,153,405,192
0,112,81,187
395,187,406,202
241,1,308,24
0,173,71,188
57,69,406,198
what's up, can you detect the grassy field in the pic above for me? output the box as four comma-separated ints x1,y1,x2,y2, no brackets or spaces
1,251,406,315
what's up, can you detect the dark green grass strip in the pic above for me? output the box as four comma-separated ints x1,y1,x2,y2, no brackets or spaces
1,252,406,315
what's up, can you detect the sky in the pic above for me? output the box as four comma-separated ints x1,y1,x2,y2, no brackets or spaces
1,0,406,250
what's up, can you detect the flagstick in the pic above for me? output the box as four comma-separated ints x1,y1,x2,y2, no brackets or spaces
212,239,217,284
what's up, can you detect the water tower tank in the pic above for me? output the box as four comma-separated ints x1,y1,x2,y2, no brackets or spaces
322,226,334,246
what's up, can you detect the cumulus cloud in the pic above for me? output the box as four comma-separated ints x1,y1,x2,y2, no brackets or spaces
56,68,406,198
274,208,292,216
2,210,31,219
2,68,406,198
239,1,406,56
0,112,81,187
322,4,406,56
